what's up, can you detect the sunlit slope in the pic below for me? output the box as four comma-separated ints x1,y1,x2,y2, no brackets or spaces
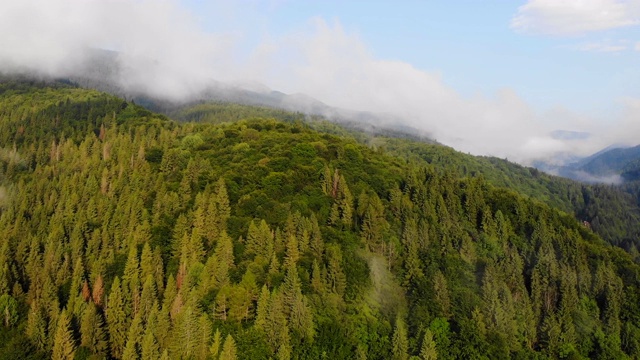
0,80,639,359
172,100,640,250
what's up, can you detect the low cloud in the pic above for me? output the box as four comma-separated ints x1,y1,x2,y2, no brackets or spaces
0,0,237,100
0,1,635,165
253,19,613,163
511,0,640,36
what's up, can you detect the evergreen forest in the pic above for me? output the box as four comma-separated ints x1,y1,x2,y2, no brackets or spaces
0,78,639,359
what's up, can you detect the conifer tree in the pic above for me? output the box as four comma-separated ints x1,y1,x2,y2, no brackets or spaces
420,329,437,360
210,328,222,359
213,177,230,239
256,285,270,330
68,258,86,317
26,301,47,351
433,270,451,318
283,235,300,269
139,275,157,323
0,294,18,328
309,213,324,259
155,305,172,351
106,277,127,359
219,334,238,360
311,260,324,294
197,313,212,360
122,337,139,360
276,326,292,360
122,245,140,316
212,231,234,288
171,305,201,358
80,302,108,355
325,244,346,296
52,309,76,360
141,325,160,360
140,242,154,284
123,312,144,359
391,316,409,360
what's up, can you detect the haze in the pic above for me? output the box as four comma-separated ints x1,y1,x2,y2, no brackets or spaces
2,0,640,165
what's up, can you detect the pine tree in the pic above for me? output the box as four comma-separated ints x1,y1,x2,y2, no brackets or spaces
309,213,324,259
68,258,86,317
106,277,128,359
325,244,346,296
171,305,201,358
0,294,18,328
311,260,324,294
155,305,172,351
125,312,144,355
140,242,154,284
122,337,139,360
420,329,437,360
255,285,270,330
139,275,157,323
122,245,140,317
52,309,76,360
392,316,409,360
276,327,292,360
212,231,234,288
264,290,288,352
283,235,300,269
281,265,302,313
210,328,222,359
219,334,238,360
141,328,160,360
197,314,212,360
433,270,451,318
80,303,108,355
215,178,231,221
26,301,47,351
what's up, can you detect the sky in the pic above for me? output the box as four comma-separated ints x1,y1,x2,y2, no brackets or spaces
1,0,640,164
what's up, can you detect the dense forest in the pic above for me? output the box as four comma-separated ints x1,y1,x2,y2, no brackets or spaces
169,101,640,254
0,79,639,359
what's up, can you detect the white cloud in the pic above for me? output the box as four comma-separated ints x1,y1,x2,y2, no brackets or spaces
635,42,640,50
0,0,237,100
512,0,640,36
251,19,571,163
0,1,627,164
573,40,629,52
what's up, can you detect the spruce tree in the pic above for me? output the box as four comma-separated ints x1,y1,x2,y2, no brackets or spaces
420,329,437,360
219,334,238,360
392,316,409,360
80,302,108,355
106,277,127,359
52,309,76,360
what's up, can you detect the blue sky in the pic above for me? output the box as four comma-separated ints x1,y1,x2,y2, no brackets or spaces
184,0,640,115
2,0,640,162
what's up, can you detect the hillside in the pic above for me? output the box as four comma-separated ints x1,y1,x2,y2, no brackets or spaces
577,145,640,179
169,101,640,252
0,80,639,359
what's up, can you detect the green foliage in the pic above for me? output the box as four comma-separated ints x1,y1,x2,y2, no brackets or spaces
0,80,638,359
0,294,18,328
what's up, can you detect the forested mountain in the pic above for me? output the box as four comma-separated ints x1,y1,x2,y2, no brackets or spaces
170,101,640,253
0,79,640,360
541,144,640,185
574,145,640,180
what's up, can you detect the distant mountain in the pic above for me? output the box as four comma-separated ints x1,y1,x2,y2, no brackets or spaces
549,129,590,141
546,144,640,184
